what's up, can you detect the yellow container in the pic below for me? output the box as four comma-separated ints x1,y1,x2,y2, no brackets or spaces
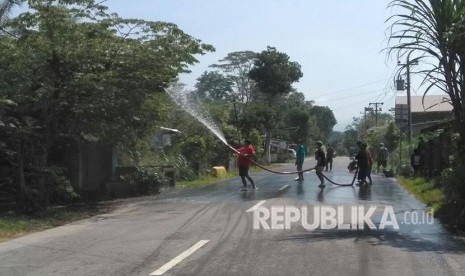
211,166,227,178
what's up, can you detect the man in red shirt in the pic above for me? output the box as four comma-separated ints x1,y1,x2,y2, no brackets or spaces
237,139,256,191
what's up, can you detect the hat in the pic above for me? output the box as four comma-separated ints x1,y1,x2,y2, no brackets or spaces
379,143,384,146
315,141,323,146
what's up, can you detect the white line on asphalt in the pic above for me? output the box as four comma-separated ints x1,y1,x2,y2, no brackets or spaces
150,240,209,275
246,200,266,212
278,184,290,191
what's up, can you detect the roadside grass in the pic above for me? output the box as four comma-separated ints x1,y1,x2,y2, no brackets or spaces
177,172,237,189
178,161,291,189
397,176,443,213
0,204,114,242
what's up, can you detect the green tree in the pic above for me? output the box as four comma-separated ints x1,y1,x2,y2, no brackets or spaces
286,108,311,143
343,127,359,156
309,105,337,138
249,46,303,103
195,71,234,101
248,46,303,162
0,0,213,210
210,50,257,103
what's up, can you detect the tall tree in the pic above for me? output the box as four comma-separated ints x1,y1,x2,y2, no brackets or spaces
286,108,311,144
194,71,234,101
248,46,303,162
249,46,303,104
210,51,257,103
309,105,337,138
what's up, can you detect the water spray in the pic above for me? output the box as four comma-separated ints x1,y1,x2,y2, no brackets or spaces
167,87,358,187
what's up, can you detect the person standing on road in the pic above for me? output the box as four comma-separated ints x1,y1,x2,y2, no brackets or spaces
295,141,306,181
366,145,373,184
377,143,388,173
325,143,335,171
356,143,369,185
314,141,326,188
237,139,256,191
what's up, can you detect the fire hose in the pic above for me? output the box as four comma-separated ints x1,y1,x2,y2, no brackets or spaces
226,144,359,186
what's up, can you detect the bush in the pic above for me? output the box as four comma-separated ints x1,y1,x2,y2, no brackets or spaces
22,166,79,213
438,157,465,230
120,167,166,195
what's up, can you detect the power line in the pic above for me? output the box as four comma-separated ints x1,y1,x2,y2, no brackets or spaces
308,77,390,98
310,88,384,103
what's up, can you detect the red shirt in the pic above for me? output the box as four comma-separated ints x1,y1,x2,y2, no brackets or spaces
237,145,256,167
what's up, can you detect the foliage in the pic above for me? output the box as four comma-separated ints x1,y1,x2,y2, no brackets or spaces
387,0,465,228
158,152,196,181
397,176,442,212
248,46,303,102
120,167,165,195
361,122,401,153
1,202,117,241
246,128,264,157
342,127,359,155
440,154,465,229
0,0,213,211
0,0,21,23
210,51,258,103
194,71,234,101
308,106,337,138
286,107,311,144
387,0,465,155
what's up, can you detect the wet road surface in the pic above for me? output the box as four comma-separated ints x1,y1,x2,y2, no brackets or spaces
1,156,465,275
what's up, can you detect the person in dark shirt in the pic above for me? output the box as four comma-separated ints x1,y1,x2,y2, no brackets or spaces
237,139,256,191
356,143,369,185
325,144,335,172
366,145,373,184
377,143,388,173
314,141,326,188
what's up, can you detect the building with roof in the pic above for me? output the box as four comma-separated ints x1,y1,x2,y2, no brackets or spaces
394,95,453,135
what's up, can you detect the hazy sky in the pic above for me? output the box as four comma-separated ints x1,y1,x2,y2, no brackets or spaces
96,1,415,130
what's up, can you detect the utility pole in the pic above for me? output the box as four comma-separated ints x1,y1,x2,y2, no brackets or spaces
397,56,416,142
369,102,383,126
364,107,373,129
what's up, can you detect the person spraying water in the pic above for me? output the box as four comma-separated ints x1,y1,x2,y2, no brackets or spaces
236,139,257,191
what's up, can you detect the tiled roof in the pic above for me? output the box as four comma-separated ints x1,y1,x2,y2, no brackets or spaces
395,95,452,113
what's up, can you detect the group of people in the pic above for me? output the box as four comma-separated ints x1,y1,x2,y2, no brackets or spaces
354,141,389,185
294,140,337,187
235,139,335,190
235,139,388,190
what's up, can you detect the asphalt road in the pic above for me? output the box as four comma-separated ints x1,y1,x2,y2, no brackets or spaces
1,156,465,276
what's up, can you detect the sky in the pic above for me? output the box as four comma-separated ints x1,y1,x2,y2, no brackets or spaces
26,0,421,131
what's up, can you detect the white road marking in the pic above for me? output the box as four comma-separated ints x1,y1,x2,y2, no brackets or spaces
278,184,290,191
246,200,266,212
150,240,209,275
